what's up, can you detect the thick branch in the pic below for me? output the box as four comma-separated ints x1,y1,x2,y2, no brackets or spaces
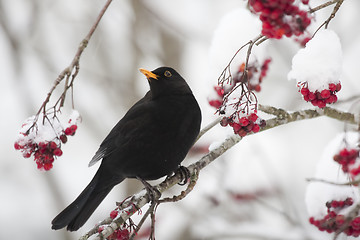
83,106,356,240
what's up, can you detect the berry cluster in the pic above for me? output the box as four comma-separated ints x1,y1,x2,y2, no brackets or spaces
333,148,360,178
98,226,129,240
14,125,77,171
249,0,311,39
299,82,341,108
233,59,272,92
309,198,360,237
14,110,81,171
220,113,266,137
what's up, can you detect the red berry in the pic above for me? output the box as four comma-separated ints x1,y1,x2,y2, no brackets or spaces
14,142,22,150
326,94,337,104
238,129,247,137
331,201,339,208
340,148,349,157
232,123,241,133
320,89,331,99
53,148,63,157
43,163,53,171
209,100,222,109
300,87,309,96
220,117,230,127
60,134,68,144
23,152,32,158
317,100,326,108
49,141,58,150
110,210,118,219
352,217,360,230
308,92,316,100
254,84,261,92
70,125,77,132
248,113,258,122
345,198,354,206
64,127,73,136
252,124,260,133
336,83,341,91
329,83,337,92
239,117,249,126
38,142,48,149
214,86,224,97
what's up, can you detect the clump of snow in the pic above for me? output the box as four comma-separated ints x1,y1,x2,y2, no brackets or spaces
305,132,360,219
208,8,267,79
16,109,80,147
16,113,63,146
67,109,82,126
208,141,222,152
288,29,343,92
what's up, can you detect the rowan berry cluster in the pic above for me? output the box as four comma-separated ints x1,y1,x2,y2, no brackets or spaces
333,148,360,179
233,58,272,92
220,113,266,137
309,198,360,237
14,110,80,171
298,82,341,108
249,0,312,39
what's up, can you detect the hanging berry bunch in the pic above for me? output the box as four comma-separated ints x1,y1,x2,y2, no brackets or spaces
333,147,360,178
308,198,360,237
298,82,341,108
306,131,360,238
14,110,81,171
248,0,312,39
215,81,266,137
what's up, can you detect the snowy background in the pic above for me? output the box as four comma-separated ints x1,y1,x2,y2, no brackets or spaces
1,0,360,239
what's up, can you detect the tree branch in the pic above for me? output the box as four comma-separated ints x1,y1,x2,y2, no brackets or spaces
81,105,356,240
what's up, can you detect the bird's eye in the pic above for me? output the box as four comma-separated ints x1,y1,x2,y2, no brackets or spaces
164,71,172,77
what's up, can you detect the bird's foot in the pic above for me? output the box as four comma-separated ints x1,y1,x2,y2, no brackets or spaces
177,166,190,186
136,177,161,203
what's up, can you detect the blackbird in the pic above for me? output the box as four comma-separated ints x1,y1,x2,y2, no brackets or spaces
51,67,202,231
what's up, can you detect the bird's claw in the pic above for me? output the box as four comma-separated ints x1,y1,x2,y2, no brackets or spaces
177,166,190,186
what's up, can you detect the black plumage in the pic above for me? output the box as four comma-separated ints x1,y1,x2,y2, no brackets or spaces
51,67,201,231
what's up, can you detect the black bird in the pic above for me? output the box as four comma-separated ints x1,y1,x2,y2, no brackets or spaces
51,67,202,231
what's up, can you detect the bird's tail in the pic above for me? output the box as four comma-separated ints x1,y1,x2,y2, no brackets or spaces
51,170,124,231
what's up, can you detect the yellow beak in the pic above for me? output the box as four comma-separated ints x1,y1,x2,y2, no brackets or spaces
139,68,159,81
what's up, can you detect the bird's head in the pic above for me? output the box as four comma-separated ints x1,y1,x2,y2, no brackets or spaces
139,67,192,98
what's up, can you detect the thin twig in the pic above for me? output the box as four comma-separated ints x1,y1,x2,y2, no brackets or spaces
306,177,360,186
35,0,113,120
309,0,342,13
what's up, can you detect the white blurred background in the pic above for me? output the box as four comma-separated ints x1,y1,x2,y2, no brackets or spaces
1,0,360,239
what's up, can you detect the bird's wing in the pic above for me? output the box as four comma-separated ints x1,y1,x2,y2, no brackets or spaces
88,92,152,167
